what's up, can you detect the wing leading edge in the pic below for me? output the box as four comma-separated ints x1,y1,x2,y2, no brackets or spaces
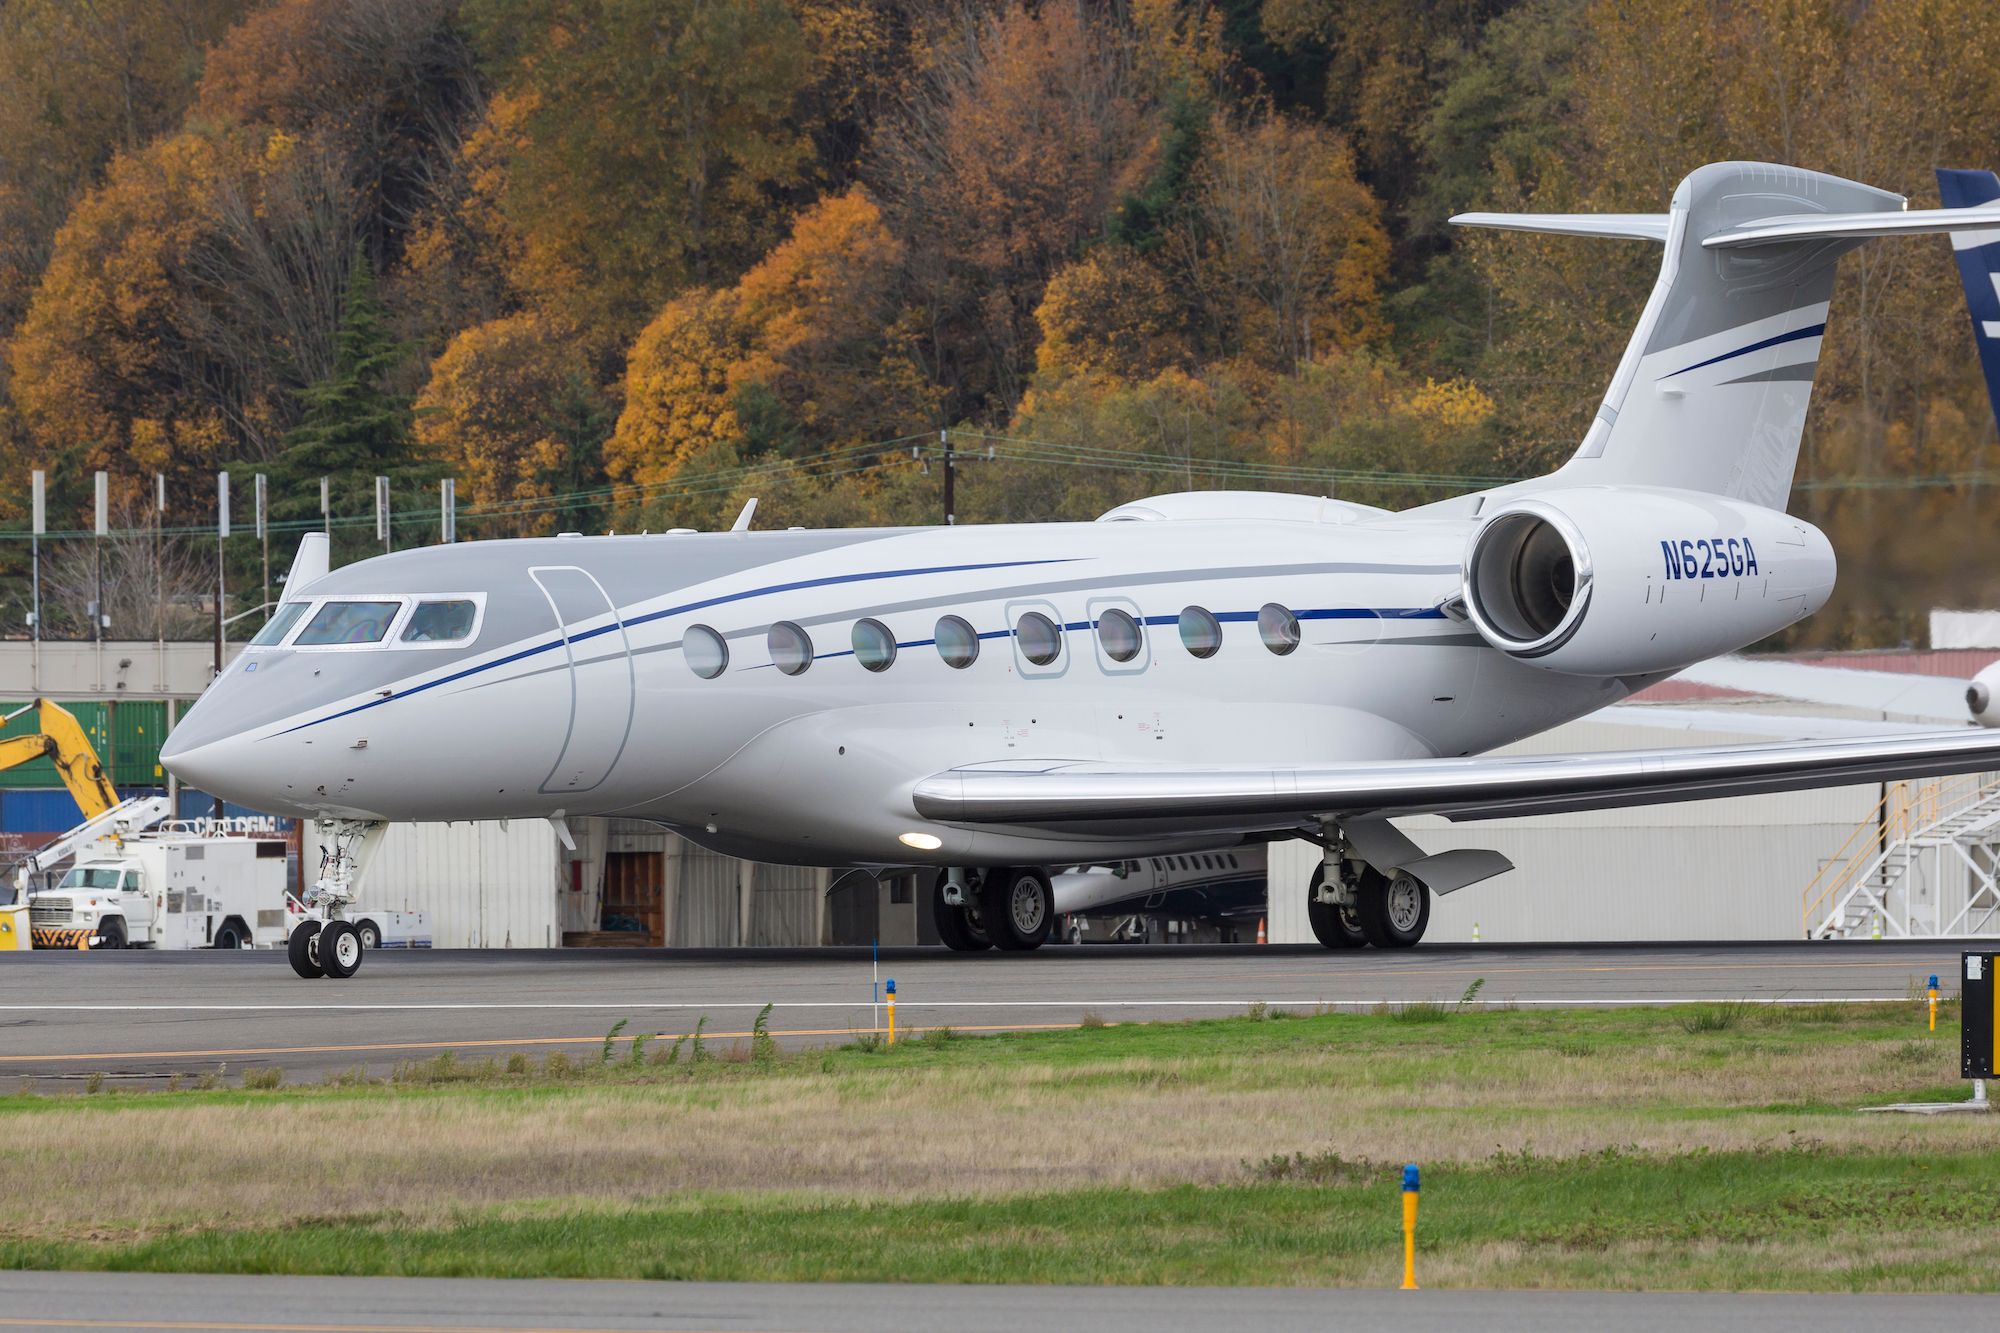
912,729,2000,836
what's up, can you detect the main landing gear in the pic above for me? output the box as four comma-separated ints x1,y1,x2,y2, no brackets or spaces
289,819,386,980
933,867,1055,952
1308,854,1430,950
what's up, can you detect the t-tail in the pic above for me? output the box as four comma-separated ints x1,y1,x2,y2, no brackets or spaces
1452,162,2000,510
1936,167,2000,430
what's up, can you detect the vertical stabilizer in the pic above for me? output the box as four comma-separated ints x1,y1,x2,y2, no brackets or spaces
1936,168,2000,429
1457,163,1904,508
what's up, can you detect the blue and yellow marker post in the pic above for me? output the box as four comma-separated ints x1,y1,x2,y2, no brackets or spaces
1930,974,1939,1033
1400,1163,1419,1289
885,978,896,1047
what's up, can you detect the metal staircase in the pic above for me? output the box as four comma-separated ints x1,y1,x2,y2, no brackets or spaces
1803,775,2000,939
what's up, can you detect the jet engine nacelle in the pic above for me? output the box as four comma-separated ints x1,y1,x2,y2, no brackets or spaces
1967,663,2000,727
1461,487,1835,677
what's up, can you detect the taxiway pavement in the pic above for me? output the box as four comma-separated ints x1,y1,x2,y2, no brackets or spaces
0,938,1967,1086
0,1270,1989,1332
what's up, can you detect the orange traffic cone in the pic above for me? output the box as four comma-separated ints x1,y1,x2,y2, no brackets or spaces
1256,917,1267,945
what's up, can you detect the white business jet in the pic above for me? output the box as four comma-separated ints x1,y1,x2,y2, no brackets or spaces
163,161,2000,979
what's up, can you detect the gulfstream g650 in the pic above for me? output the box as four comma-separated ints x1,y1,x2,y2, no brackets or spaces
163,162,2000,978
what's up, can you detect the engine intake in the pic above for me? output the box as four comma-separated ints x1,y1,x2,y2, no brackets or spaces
1463,505,1590,656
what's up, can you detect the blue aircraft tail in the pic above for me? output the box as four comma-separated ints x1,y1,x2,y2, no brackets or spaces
1937,168,2000,426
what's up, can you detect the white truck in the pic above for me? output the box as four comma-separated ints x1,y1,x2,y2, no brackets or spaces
29,822,294,950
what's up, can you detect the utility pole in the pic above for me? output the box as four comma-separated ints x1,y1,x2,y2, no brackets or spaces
155,473,166,696
441,477,456,544
213,471,229,822
320,476,330,535
941,428,956,526
29,470,43,694
92,471,107,646
92,470,107,693
376,475,391,554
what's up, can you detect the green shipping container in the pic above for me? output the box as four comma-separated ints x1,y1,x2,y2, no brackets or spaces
0,700,174,792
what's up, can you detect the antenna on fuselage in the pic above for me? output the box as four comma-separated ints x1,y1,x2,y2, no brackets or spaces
730,498,759,532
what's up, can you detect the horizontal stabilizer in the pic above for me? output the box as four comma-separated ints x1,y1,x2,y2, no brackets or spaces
912,726,2000,836
1449,211,1670,242
1704,204,2000,249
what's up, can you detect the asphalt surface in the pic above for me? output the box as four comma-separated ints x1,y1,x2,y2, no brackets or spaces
0,939,1970,1086
0,1272,1989,1332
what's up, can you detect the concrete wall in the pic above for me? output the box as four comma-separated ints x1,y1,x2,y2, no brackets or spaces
0,640,239,699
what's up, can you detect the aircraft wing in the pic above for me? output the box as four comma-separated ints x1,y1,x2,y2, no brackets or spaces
1669,656,1972,723
911,728,2000,836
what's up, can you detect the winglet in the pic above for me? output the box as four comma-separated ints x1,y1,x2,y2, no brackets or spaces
282,532,330,593
731,498,759,532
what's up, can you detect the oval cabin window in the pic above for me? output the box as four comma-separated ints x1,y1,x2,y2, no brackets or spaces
1016,611,1062,666
1179,605,1222,659
769,621,813,675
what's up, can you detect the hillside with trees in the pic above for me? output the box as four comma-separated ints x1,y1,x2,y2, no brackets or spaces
2,0,1998,645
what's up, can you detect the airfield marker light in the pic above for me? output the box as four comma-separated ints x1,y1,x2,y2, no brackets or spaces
1930,974,1940,1032
1400,1163,1420,1290
886,978,896,1046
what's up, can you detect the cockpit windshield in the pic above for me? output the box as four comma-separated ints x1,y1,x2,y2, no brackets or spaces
249,601,311,646
295,600,401,646
400,599,477,643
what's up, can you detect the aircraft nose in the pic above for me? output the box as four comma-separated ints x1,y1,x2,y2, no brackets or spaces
158,731,232,794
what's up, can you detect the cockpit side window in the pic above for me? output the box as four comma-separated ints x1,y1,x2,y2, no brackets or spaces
249,601,311,646
400,599,478,643
295,600,401,646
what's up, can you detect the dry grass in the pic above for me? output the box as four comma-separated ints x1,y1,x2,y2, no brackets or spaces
1,1005,1992,1244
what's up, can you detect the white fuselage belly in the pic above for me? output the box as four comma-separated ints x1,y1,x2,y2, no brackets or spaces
173,516,1630,866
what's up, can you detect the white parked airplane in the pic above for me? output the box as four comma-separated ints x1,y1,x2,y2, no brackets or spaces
163,161,2000,979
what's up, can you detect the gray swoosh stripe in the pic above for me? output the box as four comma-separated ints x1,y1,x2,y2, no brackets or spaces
1719,362,1817,385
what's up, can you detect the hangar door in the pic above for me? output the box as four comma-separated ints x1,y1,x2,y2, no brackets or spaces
530,566,634,795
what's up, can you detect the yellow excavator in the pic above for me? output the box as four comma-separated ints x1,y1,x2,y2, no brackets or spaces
0,699,121,950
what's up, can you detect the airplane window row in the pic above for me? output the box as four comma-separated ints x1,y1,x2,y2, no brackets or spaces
247,596,482,649
684,602,1306,678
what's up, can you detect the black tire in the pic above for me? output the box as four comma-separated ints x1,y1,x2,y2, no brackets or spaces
355,920,382,950
1357,870,1429,949
1306,865,1368,949
981,867,1054,951
932,872,989,952
288,920,324,979
212,920,247,951
94,917,126,950
319,920,363,979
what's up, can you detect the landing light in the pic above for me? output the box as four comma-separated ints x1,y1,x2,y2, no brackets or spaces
898,831,943,851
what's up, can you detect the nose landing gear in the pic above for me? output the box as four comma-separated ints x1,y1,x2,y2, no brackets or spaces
287,819,386,980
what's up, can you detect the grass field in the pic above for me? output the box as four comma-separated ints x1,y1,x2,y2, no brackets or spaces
5,1000,1996,1290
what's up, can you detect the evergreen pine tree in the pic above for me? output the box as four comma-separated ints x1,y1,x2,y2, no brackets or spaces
262,253,428,558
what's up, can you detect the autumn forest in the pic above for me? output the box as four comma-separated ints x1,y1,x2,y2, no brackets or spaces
2,0,1999,645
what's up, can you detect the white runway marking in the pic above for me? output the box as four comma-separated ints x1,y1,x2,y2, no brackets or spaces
0,996,1910,1012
